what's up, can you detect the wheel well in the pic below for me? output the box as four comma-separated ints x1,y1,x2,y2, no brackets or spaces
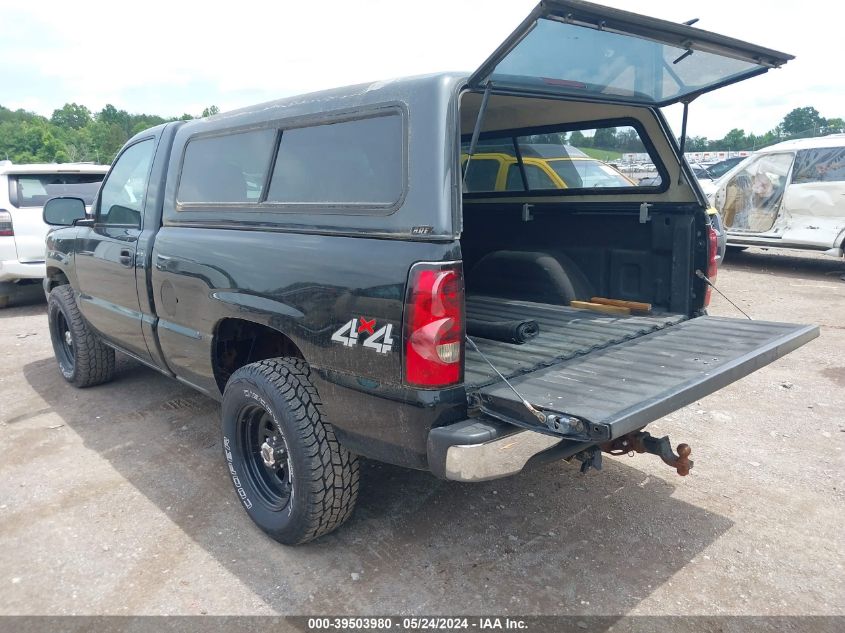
212,318,304,393
45,268,69,292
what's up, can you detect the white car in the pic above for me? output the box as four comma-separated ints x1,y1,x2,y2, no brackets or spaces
0,161,109,307
709,134,845,257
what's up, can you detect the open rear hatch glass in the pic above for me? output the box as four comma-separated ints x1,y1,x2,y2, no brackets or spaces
471,315,818,441
469,0,793,106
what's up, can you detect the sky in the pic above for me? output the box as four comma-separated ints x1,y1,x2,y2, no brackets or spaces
1,0,842,139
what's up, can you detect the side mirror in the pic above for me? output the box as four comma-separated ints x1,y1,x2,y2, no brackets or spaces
43,197,87,226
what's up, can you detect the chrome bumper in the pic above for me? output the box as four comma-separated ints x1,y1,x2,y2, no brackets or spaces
444,430,562,482
427,418,567,482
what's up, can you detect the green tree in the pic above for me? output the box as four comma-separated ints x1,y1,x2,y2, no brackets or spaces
616,128,646,152
569,130,588,148
522,132,567,144
685,136,709,152
823,117,844,134
1,101,204,164
89,121,128,163
202,105,220,117
50,103,92,129
97,104,132,136
61,126,95,162
592,127,617,149
780,106,825,138
0,119,68,162
719,128,748,151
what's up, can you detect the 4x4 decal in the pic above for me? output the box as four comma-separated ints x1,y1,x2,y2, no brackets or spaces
332,317,394,354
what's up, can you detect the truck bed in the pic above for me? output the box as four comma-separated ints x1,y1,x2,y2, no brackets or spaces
465,295,686,388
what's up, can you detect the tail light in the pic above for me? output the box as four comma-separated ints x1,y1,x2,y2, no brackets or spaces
0,210,13,237
404,261,464,388
704,224,718,306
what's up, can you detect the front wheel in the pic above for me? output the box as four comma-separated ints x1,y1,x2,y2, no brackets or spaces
221,358,360,545
47,285,115,387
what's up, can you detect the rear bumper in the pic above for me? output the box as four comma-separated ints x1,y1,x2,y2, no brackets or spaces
0,260,46,282
427,417,569,482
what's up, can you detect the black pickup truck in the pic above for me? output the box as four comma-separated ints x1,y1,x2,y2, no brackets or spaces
42,1,817,544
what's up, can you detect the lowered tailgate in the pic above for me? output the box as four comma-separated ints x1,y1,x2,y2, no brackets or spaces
473,316,818,441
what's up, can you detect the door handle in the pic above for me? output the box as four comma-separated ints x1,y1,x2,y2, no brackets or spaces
119,249,133,267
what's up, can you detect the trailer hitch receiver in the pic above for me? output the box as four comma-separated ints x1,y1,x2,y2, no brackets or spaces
602,432,693,476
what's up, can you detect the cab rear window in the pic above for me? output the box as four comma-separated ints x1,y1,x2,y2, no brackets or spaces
10,174,104,207
462,122,661,193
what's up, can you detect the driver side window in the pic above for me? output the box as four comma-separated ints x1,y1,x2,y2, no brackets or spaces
717,152,793,233
97,139,155,228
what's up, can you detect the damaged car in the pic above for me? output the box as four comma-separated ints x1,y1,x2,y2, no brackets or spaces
711,134,845,257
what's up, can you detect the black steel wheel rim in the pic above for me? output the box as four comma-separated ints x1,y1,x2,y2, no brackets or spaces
237,403,292,511
52,309,75,372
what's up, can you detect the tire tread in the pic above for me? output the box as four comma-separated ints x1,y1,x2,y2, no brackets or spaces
231,358,359,543
49,285,115,387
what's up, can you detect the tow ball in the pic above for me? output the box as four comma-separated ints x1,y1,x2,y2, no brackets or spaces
601,432,693,476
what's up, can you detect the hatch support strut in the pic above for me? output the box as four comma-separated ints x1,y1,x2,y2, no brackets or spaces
462,83,493,186
677,98,692,185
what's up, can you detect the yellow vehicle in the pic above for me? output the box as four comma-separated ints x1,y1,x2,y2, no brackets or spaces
463,144,636,192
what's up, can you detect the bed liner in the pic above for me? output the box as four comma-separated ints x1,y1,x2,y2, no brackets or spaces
465,295,686,388
464,295,818,441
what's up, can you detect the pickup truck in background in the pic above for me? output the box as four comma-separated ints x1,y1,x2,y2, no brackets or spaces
41,1,818,545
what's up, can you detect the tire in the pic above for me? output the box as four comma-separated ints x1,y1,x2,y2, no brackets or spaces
47,285,116,387
0,295,8,309
726,245,748,253
222,358,360,545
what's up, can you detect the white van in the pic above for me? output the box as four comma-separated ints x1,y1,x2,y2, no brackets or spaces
710,134,845,257
0,161,108,307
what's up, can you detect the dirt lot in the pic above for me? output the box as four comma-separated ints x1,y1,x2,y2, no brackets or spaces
0,247,843,617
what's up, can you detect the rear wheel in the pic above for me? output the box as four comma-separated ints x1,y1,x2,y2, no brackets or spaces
47,285,115,387
222,358,359,544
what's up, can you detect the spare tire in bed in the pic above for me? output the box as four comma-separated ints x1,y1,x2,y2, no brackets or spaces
467,250,593,305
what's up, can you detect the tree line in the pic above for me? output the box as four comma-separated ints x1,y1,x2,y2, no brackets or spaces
0,103,220,164
1,101,841,165
685,107,844,152
526,106,843,154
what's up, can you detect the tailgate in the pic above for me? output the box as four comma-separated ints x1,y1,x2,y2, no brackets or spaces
474,316,818,441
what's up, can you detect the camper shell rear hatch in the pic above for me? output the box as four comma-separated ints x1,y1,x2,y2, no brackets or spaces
430,2,815,478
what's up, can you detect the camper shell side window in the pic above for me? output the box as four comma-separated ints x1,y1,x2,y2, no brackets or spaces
175,108,407,213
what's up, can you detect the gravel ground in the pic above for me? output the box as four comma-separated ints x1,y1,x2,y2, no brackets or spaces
0,247,843,617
